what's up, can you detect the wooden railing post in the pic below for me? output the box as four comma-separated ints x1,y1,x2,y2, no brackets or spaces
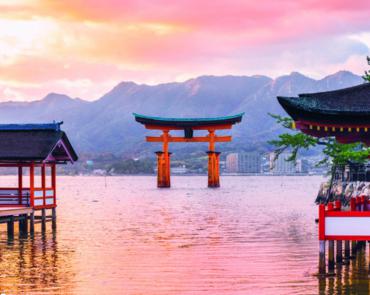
18,166,22,205
51,163,56,206
41,163,46,207
30,163,35,208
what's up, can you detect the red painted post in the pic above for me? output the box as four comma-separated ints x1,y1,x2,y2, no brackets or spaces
364,196,368,211
319,204,326,274
30,163,34,208
51,163,56,207
361,196,365,211
328,202,334,211
41,164,46,207
356,196,361,211
18,166,22,205
350,198,356,211
335,200,341,211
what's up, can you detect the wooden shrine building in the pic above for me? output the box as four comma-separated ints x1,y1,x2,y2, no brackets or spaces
278,83,370,144
0,122,78,236
134,113,244,188
277,82,370,275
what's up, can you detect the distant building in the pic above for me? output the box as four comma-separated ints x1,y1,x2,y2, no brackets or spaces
226,153,239,173
171,165,188,174
269,152,296,174
268,152,311,174
226,152,262,173
296,159,309,174
238,152,262,173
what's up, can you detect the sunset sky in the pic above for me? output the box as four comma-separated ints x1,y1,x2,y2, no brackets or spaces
0,0,369,101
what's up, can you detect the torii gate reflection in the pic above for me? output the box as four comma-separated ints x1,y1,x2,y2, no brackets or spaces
133,113,244,188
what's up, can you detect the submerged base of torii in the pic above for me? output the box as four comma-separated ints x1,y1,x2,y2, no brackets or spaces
134,113,244,188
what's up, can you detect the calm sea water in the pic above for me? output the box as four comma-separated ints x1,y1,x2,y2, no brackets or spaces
0,175,369,294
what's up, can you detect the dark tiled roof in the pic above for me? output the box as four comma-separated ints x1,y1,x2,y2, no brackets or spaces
0,123,78,163
133,113,244,127
277,83,370,124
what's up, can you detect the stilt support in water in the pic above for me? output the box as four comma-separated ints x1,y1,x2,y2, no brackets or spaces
52,207,57,230
336,240,342,264
319,240,326,275
328,240,335,274
19,214,28,237
7,216,14,239
207,151,220,188
30,212,34,234
352,241,357,258
41,209,46,232
344,241,350,260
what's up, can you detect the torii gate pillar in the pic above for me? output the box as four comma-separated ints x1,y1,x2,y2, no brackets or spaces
155,151,171,188
207,130,220,188
207,151,220,188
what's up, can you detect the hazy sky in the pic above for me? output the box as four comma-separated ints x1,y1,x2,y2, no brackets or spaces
0,0,369,101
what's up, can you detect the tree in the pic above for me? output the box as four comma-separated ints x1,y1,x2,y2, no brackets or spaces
363,56,370,82
268,114,370,168
269,57,370,167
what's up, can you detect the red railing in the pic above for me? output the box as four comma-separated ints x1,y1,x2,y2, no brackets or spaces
319,196,370,241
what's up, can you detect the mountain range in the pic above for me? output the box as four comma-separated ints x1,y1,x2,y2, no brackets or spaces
0,71,364,156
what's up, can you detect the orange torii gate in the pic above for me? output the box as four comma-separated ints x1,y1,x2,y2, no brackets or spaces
133,113,244,188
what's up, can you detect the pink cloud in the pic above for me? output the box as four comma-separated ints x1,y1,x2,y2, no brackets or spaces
0,0,369,101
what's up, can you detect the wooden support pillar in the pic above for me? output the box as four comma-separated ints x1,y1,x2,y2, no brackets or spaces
336,240,343,264
207,129,220,188
19,214,28,237
319,240,326,275
328,240,335,274
30,162,35,208
155,151,171,188
52,163,56,206
18,166,22,205
7,215,14,239
368,242,370,274
41,163,46,207
30,212,35,234
52,208,57,230
41,209,46,232
207,151,220,188
344,241,350,260
215,152,220,187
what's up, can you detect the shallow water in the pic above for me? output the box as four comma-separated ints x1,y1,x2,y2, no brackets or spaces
0,175,369,294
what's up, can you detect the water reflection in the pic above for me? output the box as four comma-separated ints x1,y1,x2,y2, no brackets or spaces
3,176,370,294
318,246,370,295
0,231,75,294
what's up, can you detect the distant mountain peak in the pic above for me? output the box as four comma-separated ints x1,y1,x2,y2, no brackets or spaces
42,92,73,102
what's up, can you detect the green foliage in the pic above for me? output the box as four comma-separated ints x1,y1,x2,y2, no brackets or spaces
363,56,370,82
268,114,370,167
269,132,318,162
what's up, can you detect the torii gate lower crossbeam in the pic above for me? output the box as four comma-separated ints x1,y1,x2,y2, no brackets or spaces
133,113,244,188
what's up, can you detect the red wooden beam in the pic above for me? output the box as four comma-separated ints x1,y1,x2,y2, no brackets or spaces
146,135,232,143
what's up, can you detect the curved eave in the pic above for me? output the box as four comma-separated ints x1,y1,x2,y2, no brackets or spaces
277,96,370,125
133,112,244,127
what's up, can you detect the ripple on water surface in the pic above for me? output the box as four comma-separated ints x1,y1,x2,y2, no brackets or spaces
0,175,367,294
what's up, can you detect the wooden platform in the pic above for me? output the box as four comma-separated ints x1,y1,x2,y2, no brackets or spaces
0,207,33,218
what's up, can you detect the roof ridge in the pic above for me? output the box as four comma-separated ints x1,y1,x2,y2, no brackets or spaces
0,122,63,131
298,83,369,98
